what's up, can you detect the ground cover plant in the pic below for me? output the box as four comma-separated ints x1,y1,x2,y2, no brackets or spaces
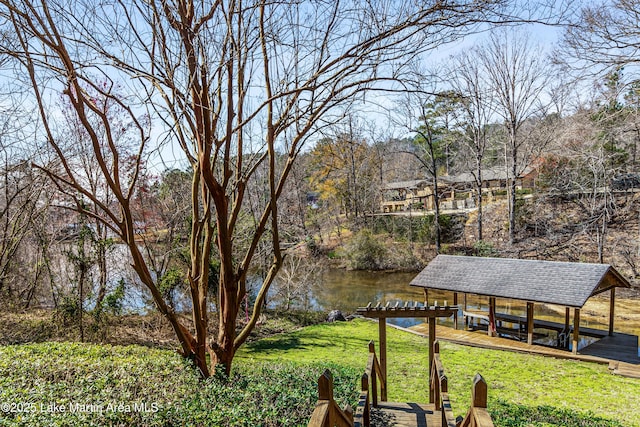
0,342,358,426
0,320,638,426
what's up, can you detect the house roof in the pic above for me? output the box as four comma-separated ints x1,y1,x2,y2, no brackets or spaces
409,255,630,308
383,180,428,190
383,166,538,190
441,166,536,185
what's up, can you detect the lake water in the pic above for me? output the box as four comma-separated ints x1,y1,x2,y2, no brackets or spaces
265,268,640,350
122,264,639,348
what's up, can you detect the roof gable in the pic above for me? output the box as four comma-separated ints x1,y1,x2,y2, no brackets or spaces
409,255,630,308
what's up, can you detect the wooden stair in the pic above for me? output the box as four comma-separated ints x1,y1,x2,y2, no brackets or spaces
371,402,439,427
308,341,494,427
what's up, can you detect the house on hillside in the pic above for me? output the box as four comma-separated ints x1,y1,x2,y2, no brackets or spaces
442,166,538,193
380,166,538,213
380,180,434,212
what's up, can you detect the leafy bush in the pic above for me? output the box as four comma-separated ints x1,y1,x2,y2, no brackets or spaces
103,279,126,315
158,268,186,310
345,229,387,270
418,213,466,244
473,240,498,257
54,294,81,326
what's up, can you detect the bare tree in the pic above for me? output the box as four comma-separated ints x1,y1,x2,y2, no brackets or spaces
479,29,551,245
448,51,496,241
0,0,543,376
564,0,640,73
0,88,52,307
395,89,460,252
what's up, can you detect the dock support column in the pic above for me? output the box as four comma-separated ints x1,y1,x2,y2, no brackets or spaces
609,287,616,336
526,302,534,345
563,307,570,349
378,317,387,401
453,292,459,330
572,308,581,354
488,297,496,337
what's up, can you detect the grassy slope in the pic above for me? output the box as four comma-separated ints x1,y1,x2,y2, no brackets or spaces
0,319,638,426
237,319,640,427
0,342,358,426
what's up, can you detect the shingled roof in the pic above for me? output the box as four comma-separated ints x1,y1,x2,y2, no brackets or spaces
410,255,631,308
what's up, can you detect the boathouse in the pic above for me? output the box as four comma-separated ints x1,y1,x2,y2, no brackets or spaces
409,255,632,355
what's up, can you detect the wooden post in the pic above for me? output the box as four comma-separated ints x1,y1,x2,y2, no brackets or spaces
428,316,436,386
378,317,387,400
464,293,468,329
436,374,447,411
318,369,334,401
526,302,534,345
609,287,616,336
564,307,570,332
430,340,439,405
471,374,488,408
361,373,370,426
453,292,459,330
488,297,496,337
572,308,580,354
440,374,448,427
368,342,378,407
424,288,429,306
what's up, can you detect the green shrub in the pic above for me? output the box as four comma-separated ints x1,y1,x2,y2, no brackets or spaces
54,295,81,326
473,240,498,257
158,268,185,309
368,213,467,244
103,279,126,315
345,229,387,270
418,213,466,244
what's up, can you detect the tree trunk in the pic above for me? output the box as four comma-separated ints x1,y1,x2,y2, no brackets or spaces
476,163,484,241
433,178,441,253
509,135,518,245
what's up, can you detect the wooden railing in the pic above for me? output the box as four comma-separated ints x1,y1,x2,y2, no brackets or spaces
307,370,354,427
353,341,387,427
309,339,494,427
457,374,494,427
430,340,494,427
431,341,458,427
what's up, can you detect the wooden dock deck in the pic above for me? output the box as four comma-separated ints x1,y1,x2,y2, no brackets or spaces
579,332,640,363
409,323,640,376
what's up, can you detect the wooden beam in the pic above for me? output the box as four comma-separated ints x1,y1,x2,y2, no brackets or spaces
609,287,616,336
526,302,534,345
355,306,458,319
573,308,580,354
379,317,387,398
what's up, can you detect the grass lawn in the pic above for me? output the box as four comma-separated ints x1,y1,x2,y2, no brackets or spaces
238,319,640,427
0,318,638,426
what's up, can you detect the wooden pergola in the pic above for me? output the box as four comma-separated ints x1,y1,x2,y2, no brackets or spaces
356,302,457,401
409,255,632,354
